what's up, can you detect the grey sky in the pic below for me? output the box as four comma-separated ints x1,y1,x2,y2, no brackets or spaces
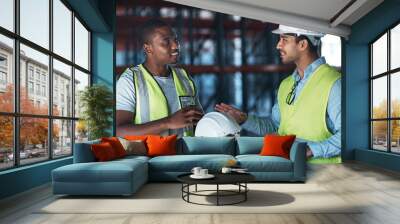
0,0,13,31
0,0,89,73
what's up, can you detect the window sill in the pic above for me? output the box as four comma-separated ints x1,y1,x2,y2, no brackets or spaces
0,156,72,175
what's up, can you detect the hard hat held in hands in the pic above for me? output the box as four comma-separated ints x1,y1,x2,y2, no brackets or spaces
195,112,241,137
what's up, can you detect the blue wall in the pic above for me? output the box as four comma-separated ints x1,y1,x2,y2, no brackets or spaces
0,158,72,199
0,0,116,200
92,0,116,135
345,0,400,170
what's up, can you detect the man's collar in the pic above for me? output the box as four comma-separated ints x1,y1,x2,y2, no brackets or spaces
292,57,326,81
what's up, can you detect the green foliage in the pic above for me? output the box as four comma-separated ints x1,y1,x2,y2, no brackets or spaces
79,84,113,140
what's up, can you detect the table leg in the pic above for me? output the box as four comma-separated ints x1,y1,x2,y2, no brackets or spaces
245,183,247,201
217,184,219,206
181,184,183,199
187,184,190,202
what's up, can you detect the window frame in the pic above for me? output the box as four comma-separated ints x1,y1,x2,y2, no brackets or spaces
370,20,400,154
0,0,92,171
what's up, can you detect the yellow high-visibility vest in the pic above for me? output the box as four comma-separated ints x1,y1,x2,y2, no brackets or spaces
128,64,195,136
277,64,341,142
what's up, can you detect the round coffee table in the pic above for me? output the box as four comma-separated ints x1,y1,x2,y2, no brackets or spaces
177,172,255,206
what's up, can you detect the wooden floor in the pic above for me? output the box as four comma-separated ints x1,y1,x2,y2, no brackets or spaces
1,162,400,224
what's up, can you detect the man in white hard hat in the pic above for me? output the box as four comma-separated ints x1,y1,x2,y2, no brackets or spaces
215,25,342,162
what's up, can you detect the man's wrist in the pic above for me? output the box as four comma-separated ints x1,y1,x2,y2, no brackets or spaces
239,113,248,124
306,145,314,158
163,116,171,129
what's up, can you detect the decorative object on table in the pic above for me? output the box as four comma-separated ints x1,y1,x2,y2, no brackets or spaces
221,167,232,173
79,84,113,140
221,167,248,174
191,167,202,176
189,173,215,179
225,159,239,168
190,167,214,179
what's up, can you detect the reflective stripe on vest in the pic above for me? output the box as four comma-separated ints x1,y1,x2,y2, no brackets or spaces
131,64,195,136
277,64,341,142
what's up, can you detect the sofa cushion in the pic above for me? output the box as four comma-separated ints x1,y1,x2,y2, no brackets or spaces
52,158,147,183
115,155,150,163
236,137,264,155
148,154,235,172
236,155,293,172
178,137,235,155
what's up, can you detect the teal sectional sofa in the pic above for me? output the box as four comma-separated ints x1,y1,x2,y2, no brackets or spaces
52,137,306,195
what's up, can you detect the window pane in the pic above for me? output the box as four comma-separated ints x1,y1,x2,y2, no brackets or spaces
391,120,400,153
20,44,49,115
0,116,14,170
0,0,14,31
53,119,72,158
20,0,49,49
0,34,14,112
321,34,341,67
53,0,72,60
372,33,387,76
391,72,400,118
20,117,49,165
75,18,89,70
75,120,88,143
53,59,72,117
372,77,387,119
372,121,388,151
74,69,89,118
391,24,400,70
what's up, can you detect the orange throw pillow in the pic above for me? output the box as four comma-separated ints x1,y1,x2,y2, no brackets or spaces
91,142,117,161
101,137,126,158
146,135,177,157
124,135,148,141
259,134,296,159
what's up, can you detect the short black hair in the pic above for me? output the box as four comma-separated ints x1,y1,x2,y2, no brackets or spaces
138,19,170,46
295,35,318,55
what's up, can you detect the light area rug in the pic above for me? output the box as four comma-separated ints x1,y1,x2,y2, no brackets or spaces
38,183,361,214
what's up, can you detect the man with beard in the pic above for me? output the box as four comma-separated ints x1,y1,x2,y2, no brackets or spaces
215,25,341,162
116,19,203,137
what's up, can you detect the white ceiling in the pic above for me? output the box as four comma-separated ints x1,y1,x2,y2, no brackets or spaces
164,0,384,38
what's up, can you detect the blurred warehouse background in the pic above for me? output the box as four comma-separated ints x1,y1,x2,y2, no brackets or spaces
116,0,341,118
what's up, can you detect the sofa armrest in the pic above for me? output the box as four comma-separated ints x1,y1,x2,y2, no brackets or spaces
73,140,100,163
289,141,307,181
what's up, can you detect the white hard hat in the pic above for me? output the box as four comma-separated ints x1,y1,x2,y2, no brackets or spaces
195,112,241,137
272,25,324,46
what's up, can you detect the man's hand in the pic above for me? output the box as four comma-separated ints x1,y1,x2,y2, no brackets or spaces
166,106,203,129
215,103,247,124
